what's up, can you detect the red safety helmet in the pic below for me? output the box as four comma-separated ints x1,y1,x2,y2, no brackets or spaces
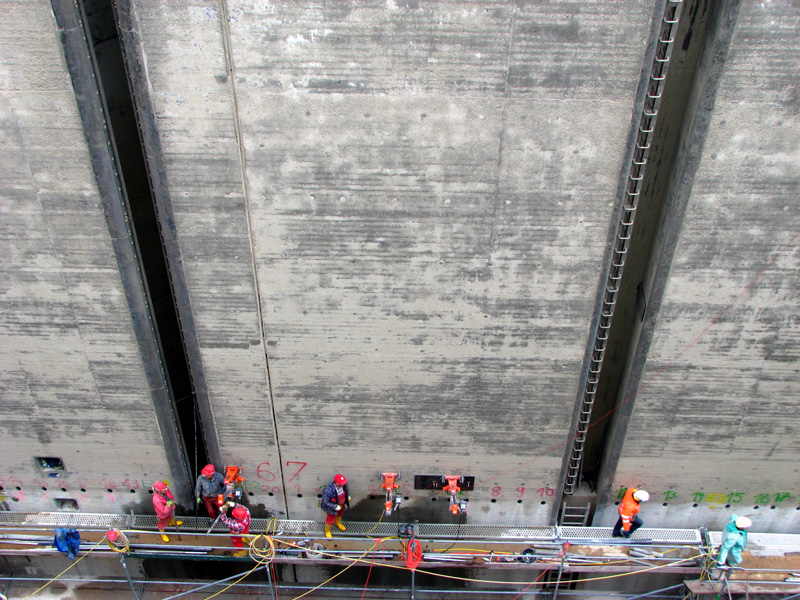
107,529,119,542
201,464,215,477
334,474,347,486
153,481,168,492
232,506,248,520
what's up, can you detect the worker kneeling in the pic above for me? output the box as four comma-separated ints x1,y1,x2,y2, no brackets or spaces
612,488,649,538
219,502,251,557
321,474,351,538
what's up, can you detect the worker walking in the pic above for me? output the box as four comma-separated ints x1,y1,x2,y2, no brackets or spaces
219,501,251,557
321,474,351,538
195,464,225,518
612,488,649,538
717,515,751,568
152,481,182,543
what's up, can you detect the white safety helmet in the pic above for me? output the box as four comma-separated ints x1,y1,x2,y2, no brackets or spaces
735,516,752,529
632,489,650,502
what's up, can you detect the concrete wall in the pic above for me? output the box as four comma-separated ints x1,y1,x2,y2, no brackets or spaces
0,1,178,513
597,0,800,532
125,0,655,523
1,0,798,534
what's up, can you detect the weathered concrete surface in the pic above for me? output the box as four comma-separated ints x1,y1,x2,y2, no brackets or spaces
127,0,653,523
0,1,177,512
599,0,800,531
5,0,798,536
121,0,287,516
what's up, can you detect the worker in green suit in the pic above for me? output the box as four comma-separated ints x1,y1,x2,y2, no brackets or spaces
717,514,751,568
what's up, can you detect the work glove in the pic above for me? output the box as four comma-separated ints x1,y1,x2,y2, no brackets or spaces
334,505,342,511
166,499,174,507
224,502,233,510
196,497,201,504
348,496,352,503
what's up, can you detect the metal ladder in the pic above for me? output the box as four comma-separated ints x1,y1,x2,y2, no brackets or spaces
559,502,592,527
562,0,684,496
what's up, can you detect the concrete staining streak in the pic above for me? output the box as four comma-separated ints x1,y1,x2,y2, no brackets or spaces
484,3,517,280
218,0,289,511
212,0,653,522
0,0,175,513
124,0,286,516
611,0,800,531
7,0,797,533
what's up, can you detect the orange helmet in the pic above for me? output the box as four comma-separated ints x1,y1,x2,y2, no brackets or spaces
201,464,215,477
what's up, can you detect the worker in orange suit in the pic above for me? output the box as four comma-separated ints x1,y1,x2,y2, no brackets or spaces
152,481,182,543
612,488,649,538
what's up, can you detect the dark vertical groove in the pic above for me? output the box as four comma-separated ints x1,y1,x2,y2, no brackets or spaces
110,0,222,471
594,0,743,509
50,0,193,500
556,0,742,520
80,0,208,477
553,0,674,520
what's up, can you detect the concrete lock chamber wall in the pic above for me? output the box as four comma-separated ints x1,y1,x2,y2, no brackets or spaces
1,0,799,552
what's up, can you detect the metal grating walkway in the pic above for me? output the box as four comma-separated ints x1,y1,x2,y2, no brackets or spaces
0,512,128,529
709,531,800,556
1,512,701,542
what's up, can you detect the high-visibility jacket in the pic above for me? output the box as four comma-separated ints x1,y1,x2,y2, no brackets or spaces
618,488,642,532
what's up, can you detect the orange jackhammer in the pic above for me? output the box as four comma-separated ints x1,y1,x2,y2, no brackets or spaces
443,475,467,515
380,472,401,516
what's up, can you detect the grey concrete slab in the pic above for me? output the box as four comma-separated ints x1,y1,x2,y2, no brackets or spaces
603,0,800,532
125,0,655,524
0,1,179,513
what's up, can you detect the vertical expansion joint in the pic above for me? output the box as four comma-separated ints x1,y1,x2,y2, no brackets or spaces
217,0,289,515
563,0,683,496
50,0,194,497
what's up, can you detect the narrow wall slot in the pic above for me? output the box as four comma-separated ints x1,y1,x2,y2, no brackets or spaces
55,499,79,512
35,457,65,476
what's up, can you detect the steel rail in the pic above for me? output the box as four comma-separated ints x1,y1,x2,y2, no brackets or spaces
0,576,689,598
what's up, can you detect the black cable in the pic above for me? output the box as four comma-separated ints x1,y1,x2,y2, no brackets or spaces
193,400,198,520
440,511,463,553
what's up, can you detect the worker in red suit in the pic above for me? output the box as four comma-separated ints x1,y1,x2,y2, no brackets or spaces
195,464,225,518
612,488,649,538
219,501,251,557
152,481,182,543
321,474,351,538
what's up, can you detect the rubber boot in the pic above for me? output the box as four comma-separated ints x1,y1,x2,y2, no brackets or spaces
334,516,346,531
169,517,183,527
324,523,332,538
233,549,248,557
160,532,170,543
